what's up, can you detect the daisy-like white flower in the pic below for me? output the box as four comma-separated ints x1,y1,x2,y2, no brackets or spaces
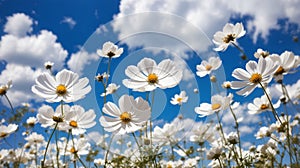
152,122,182,146
0,124,18,139
213,22,246,51
206,145,223,160
170,91,188,105
196,57,222,77
101,83,120,97
95,72,109,82
63,105,96,135
37,104,70,130
26,117,37,127
97,41,123,58
222,81,232,89
248,95,280,114
99,94,151,134
65,138,91,159
123,58,182,92
254,48,270,59
190,122,215,144
270,51,298,81
44,61,54,70
32,69,91,103
231,57,278,96
194,94,232,117
0,80,12,96
24,132,45,144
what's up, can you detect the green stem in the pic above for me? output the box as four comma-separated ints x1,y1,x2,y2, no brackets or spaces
42,123,58,167
104,134,115,167
229,106,243,166
258,82,282,124
4,94,14,114
232,42,248,60
216,112,226,145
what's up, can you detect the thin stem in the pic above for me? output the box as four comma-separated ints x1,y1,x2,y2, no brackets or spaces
104,134,115,167
229,106,243,166
75,153,87,168
4,94,14,114
216,112,226,145
150,90,155,146
258,82,282,123
231,42,248,60
42,123,58,167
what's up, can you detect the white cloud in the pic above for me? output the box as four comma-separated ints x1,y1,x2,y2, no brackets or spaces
4,13,33,37
0,64,43,106
0,31,68,69
0,13,68,107
268,79,300,101
67,50,99,76
114,0,300,49
61,17,76,29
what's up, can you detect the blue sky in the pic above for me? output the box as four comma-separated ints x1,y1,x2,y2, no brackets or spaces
0,0,300,150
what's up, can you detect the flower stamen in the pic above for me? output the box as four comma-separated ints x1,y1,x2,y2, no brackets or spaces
274,66,285,75
223,34,236,43
120,112,131,123
56,84,67,96
205,64,213,71
69,120,78,128
260,104,269,110
249,73,262,84
52,116,64,123
212,103,221,110
147,73,158,84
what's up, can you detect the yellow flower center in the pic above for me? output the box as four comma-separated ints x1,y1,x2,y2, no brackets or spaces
274,66,285,75
70,147,77,154
52,116,64,123
260,104,269,110
167,164,173,168
211,103,221,110
120,112,131,123
223,34,236,43
177,97,183,103
147,73,158,84
249,73,262,84
0,132,7,138
69,120,78,128
205,64,212,71
0,88,7,96
56,84,67,96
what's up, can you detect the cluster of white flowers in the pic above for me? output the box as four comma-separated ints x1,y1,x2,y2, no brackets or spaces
1,23,299,168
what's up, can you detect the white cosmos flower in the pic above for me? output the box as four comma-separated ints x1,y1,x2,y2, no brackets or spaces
101,83,120,97
37,104,70,130
44,61,54,70
152,122,182,146
213,22,246,52
97,41,123,58
65,138,91,159
99,94,151,134
194,94,232,117
32,69,91,103
0,80,12,96
254,48,270,59
26,117,37,126
196,57,222,77
270,51,298,81
231,57,278,96
170,91,188,105
190,122,215,144
0,124,18,139
248,95,280,115
123,58,182,92
24,132,45,144
63,105,96,135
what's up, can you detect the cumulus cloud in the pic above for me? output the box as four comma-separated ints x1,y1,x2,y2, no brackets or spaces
0,64,43,106
114,0,300,49
0,13,68,107
268,79,300,101
0,30,68,68
4,13,33,37
61,17,76,29
67,50,99,76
